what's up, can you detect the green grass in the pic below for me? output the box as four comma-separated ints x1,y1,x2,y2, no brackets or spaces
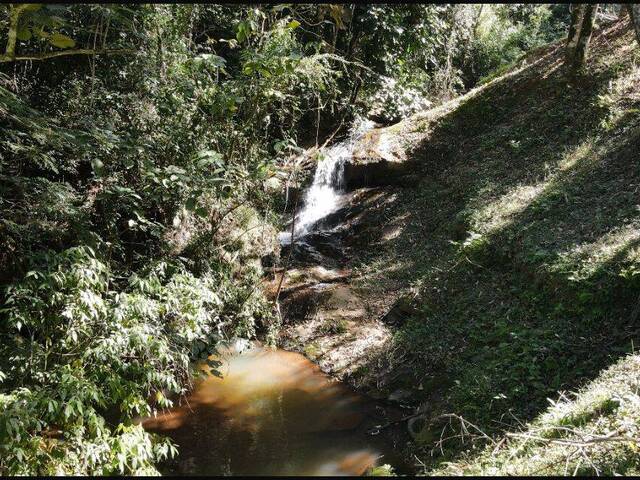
345,21,640,474
433,354,640,476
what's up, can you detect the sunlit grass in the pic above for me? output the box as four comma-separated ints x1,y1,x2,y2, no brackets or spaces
435,354,640,476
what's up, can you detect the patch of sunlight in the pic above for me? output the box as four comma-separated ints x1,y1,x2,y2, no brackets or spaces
610,60,640,102
471,182,547,234
355,257,411,289
381,225,404,242
471,138,599,236
539,387,615,429
379,211,410,242
437,355,640,476
558,138,597,171
540,57,564,79
377,131,404,162
550,224,640,281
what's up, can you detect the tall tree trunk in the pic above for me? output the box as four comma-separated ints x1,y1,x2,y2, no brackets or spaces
566,3,583,58
566,4,598,75
629,4,640,46
473,4,484,38
2,4,29,61
574,4,598,67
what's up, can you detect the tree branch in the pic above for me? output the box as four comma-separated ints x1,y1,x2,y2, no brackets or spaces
0,48,135,63
4,4,30,61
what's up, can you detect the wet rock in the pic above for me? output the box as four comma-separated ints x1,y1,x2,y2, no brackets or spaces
344,161,419,189
280,235,345,268
381,296,419,327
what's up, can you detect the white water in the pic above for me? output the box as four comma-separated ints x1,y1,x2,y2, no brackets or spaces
279,119,375,245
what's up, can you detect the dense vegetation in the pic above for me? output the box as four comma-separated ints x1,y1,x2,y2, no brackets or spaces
1,2,637,476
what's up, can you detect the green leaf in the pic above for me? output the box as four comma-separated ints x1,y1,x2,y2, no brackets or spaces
91,158,104,173
16,27,32,42
185,197,197,211
195,207,208,218
287,20,300,29
49,33,76,49
195,54,226,68
236,22,247,43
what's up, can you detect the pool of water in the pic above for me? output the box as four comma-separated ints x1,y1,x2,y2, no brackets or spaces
142,343,411,476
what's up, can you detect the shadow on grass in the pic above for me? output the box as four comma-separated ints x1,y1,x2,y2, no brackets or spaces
340,20,640,468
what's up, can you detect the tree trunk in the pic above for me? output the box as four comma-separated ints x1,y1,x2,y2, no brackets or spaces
566,4,598,75
629,4,640,46
566,4,583,57
473,4,484,39
1,4,29,61
573,4,598,68
619,4,629,19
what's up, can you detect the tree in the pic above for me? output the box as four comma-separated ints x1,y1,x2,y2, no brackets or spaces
0,4,131,63
566,3,599,75
627,4,640,46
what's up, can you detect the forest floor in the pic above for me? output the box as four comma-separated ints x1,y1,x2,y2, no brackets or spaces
271,19,640,475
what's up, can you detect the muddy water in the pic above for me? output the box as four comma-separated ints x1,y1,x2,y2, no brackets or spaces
143,344,410,476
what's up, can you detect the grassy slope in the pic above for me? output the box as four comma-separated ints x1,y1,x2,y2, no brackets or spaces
348,21,640,474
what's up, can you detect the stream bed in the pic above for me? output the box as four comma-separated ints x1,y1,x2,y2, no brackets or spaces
143,121,414,476
143,343,412,476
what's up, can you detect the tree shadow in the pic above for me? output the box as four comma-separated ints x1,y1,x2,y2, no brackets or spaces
336,20,640,468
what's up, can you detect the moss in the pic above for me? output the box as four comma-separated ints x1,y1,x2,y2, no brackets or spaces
367,464,395,476
317,317,349,335
303,343,321,360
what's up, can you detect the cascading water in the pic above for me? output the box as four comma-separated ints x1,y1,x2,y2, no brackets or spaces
279,119,375,245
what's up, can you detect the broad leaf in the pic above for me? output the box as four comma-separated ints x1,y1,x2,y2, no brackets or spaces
49,33,76,49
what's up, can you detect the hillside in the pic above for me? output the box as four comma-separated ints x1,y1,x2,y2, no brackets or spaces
277,19,640,474
2,4,639,476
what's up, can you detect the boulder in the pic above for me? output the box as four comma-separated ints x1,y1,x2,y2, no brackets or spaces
344,127,419,189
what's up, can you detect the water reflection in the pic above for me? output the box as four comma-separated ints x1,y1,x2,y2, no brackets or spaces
142,344,407,476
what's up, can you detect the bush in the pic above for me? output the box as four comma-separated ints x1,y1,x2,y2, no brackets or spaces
0,245,270,474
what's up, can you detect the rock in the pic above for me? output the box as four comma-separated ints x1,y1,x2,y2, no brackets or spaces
344,161,419,189
388,388,414,402
264,176,282,192
381,296,418,326
344,127,419,189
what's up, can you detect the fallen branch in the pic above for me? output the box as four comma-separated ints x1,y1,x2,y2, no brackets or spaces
505,428,637,447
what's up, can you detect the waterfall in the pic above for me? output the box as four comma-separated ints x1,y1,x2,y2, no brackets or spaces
279,120,375,245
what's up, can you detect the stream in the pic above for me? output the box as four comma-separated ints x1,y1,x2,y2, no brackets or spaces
144,343,410,476
143,122,412,476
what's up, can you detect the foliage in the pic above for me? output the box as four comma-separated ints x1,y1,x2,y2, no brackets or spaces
0,3,341,474
0,244,270,474
0,2,580,474
467,4,570,85
343,4,569,123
